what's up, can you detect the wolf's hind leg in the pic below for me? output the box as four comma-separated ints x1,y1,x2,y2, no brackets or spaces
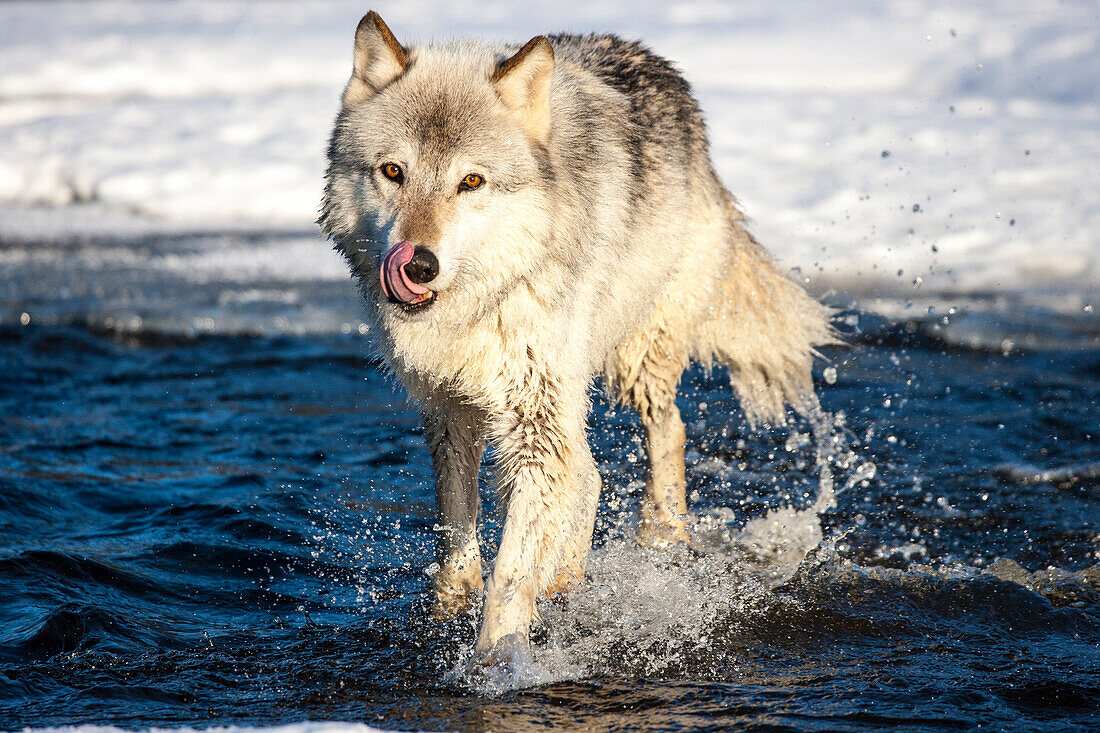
423,401,486,619
608,311,691,547
637,401,690,546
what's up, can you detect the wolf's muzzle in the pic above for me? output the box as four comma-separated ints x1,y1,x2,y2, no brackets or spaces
380,241,437,307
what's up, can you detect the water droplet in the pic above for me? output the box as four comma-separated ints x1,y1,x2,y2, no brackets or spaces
823,367,837,384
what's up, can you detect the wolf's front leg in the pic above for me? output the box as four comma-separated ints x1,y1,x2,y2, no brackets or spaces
423,402,486,619
476,390,595,654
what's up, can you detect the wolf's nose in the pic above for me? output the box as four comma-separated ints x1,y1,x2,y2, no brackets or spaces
405,246,439,284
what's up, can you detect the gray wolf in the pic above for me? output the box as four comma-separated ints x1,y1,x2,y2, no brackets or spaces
320,11,835,659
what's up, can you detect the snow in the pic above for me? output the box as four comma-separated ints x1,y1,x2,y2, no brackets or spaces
1,0,1098,315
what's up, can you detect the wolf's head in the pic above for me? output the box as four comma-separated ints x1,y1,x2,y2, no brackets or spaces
320,12,557,321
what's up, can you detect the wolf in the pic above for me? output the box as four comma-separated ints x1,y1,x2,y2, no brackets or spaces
320,12,835,658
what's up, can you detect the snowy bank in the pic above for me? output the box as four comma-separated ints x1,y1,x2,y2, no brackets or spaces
1,0,1097,312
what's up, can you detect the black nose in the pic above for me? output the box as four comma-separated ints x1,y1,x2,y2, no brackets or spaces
404,246,439,285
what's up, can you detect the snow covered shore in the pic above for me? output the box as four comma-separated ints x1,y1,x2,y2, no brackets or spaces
1,0,1097,314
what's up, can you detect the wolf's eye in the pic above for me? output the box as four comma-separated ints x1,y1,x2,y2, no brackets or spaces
459,173,484,192
380,163,404,184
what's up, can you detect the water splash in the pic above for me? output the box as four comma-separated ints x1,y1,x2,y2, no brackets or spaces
457,408,861,693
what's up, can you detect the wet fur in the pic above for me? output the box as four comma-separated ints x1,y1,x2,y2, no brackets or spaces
320,14,836,655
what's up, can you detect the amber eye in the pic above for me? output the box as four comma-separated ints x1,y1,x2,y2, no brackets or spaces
460,173,484,192
380,162,404,184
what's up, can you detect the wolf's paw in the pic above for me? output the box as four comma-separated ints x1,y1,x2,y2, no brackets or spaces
542,563,584,599
431,572,483,621
636,516,691,549
431,590,479,621
468,631,534,679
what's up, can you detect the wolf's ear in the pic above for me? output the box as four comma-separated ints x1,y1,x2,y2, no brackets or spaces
343,11,408,107
492,36,555,142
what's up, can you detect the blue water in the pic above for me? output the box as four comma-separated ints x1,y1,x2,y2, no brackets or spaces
1,305,1099,731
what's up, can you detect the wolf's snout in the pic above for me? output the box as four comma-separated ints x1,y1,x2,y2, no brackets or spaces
405,246,439,285
380,240,435,306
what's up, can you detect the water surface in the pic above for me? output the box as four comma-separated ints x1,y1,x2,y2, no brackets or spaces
1,306,1098,731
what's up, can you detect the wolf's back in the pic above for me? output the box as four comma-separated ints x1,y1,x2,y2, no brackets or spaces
551,37,836,427
549,34,713,185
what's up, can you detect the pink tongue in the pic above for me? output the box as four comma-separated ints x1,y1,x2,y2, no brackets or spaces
380,240,431,304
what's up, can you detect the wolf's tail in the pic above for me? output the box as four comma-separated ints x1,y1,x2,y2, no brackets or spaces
690,192,839,427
